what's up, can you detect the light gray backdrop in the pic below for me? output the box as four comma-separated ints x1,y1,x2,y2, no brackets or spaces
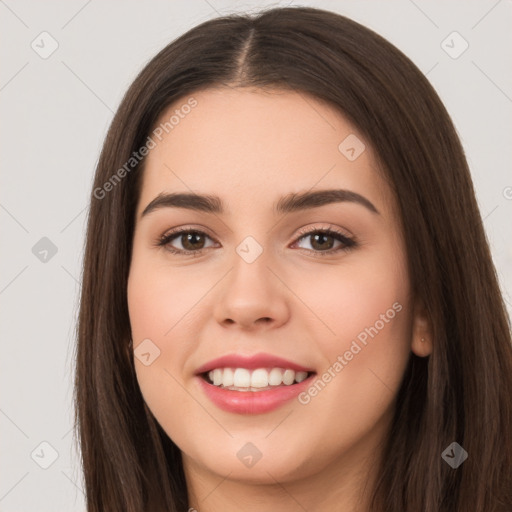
1,1,511,511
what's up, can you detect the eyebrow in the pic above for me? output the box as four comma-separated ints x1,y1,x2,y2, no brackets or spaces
140,188,380,219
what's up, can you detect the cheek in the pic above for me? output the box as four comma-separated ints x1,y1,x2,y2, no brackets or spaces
127,248,214,424
288,244,409,352
127,262,202,440
127,250,207,343
290,244,412,430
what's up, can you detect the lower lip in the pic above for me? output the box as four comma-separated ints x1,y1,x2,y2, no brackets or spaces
196,374,316,414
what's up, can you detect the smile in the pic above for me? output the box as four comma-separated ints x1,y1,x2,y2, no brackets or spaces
195,352,317,414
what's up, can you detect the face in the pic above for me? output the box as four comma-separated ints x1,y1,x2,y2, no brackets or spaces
127,87,430,494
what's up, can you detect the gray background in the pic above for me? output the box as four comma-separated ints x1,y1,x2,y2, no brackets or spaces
1,1,511,510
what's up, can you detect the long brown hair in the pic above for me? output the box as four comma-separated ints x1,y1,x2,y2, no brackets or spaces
74,6,512,511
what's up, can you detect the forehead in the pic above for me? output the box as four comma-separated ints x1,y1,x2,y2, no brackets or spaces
137,87,395,219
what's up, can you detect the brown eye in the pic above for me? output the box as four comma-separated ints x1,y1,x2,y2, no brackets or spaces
158,229,216,255
308,232,336,251
293,227,356,256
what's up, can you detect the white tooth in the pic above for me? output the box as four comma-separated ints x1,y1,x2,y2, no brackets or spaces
268,368,283,386
295,371,308,383
223,368,234,387
233,368,251,387
213,368,223,386
251,368,269,388
283,369,295,385
209,367,307,388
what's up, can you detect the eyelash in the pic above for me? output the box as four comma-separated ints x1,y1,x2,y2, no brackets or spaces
156,224,357,258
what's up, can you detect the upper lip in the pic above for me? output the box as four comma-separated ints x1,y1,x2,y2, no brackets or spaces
195,353,316,375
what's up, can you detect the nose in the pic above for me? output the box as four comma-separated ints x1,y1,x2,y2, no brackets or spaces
213,251,290,331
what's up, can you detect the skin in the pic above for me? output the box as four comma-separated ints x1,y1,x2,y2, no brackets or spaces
127,87,432,512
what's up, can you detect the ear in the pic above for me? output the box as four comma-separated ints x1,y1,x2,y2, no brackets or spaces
411,297,432,357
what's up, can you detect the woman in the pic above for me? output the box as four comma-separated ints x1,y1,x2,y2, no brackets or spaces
74,6,512,511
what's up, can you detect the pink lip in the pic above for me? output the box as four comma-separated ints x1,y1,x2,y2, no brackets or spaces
195,352,315,375
194,352,316,415
196,373,316,414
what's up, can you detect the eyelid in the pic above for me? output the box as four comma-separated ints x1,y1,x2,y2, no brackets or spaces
294,223,353,240
156,225,219,249
158,224,217,241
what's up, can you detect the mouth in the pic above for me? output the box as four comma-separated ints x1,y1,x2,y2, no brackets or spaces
194,352,317,414
196,366,317,414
